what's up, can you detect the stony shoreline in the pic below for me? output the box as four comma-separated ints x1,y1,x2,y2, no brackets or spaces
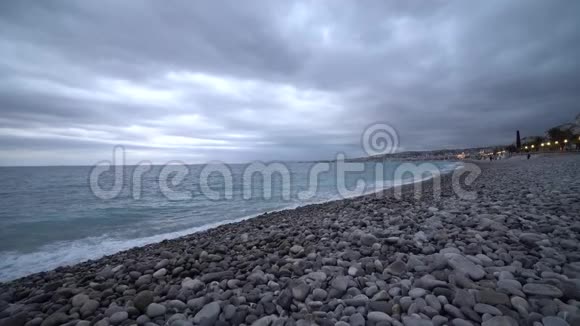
1,155,579,326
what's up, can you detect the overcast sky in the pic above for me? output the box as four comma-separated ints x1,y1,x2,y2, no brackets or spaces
1,1,579,165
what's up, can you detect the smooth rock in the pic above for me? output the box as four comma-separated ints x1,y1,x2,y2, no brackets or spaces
80,300,100,317
192,302,221,324
146,303,166,318
367,311,392,323
153,268,167,278
181,278,204,291
481,316,518,326
312,288,327,301
361,233,378,246
476,290,510,306
200,271,233,282
519,233,542,246
134,291,154,312
40,313,69,326
415,275,447,289
71,294,90,307
110,312,128,325
386,260,407,275
474,303,502,316
561,279,580,300
450,319,474,326
248,270,268,284
453,289,475,308
349,313,365,326
331,276,349,292
401,315,434,326
425,294,441,312
446,253,485,280
290,245,304,254
409,288,427,298
251,315,278,326
523,283,563,297
290,281,310,301
541,316,569,326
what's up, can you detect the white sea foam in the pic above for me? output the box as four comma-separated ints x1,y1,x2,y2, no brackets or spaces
0,214,257,282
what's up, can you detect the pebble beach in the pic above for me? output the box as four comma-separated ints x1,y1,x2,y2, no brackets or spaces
1,154,579,326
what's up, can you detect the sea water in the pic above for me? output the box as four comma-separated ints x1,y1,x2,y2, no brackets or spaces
0,160,458,281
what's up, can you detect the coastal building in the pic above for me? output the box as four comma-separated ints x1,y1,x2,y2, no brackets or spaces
546,113,580,138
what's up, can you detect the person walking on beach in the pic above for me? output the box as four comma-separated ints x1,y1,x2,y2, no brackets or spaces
527,153,531,160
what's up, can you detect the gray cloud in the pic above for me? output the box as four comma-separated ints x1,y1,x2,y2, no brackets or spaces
0,0,579,165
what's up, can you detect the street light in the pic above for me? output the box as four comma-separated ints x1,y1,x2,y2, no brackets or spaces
541,143,545,147
555,141,559,145
547,142,551,146
564,139,568,143
531,145,535,148
525,146,528,149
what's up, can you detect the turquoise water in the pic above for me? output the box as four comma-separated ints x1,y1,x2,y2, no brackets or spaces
0,160,457,281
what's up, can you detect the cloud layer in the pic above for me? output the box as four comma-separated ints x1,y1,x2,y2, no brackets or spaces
1,1,579,165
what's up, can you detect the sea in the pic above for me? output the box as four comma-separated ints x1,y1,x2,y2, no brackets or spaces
0,160,458,281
